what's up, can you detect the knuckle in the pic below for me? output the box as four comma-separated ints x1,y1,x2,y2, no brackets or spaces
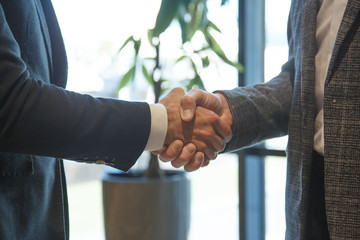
159,155,170,162
181,95,192,103
195,142,207,152
184,164,195,172
174,87,185,93
209,114,220,124
186,160,201,172
206,151,218,160
171,154,190,168
171,161,182,168
202,159,210,167
203,130,216,139
188,88,200,95
217,141,226,152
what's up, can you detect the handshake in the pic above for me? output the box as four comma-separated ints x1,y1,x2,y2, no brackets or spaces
153,88,233,172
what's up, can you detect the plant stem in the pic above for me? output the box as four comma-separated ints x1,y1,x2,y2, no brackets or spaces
153,42,161,103
142,153,165,178
142,41,165,178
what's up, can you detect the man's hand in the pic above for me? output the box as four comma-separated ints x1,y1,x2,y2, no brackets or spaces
180,89,224,122
153,88,232,171
181,89,233,131
152,140,205,172
156,89,234,170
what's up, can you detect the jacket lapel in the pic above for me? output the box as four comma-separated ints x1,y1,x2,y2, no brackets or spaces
325,0,360,86
300,0,318,129
40,0,68,88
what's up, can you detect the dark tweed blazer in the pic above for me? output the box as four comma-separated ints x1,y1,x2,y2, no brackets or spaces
0,0,151,239
221,0,360,239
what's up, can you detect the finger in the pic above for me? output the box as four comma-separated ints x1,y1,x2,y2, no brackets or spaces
210,134,226,152
180,89,223,122
183,152,204,172
151,146,166,155
179,95,196,122
158,140,183,162
203,147,218,161
201,158,210,167
171,143,197,168
160,87,186,104
191,135,219,160
213,118,233,143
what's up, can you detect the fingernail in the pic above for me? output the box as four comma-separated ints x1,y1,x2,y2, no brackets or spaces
172,141,182,153
182,109,192,120
186,144,196,154
195,153,204,162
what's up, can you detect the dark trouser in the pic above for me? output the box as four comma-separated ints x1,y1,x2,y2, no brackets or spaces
305,151,330,240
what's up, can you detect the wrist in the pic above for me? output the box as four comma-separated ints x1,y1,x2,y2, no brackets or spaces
216,93,233,128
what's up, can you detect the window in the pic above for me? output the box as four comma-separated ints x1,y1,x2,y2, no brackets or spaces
264,0,290,239
238,0,291,239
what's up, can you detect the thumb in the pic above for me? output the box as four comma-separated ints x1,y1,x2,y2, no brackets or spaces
180,95,196,122
180,89,223,122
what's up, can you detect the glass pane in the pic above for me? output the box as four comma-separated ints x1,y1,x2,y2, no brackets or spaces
265,156,287,240
264,0,291,239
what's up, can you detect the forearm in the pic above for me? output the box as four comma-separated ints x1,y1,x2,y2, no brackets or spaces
218,71,293,152
0,75,151,169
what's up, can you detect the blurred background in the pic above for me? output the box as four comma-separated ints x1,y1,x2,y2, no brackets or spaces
52,0,290,239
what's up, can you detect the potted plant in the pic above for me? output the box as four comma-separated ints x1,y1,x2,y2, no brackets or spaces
102,0,241,239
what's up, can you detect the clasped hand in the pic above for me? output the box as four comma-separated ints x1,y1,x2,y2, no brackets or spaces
152,88,233,172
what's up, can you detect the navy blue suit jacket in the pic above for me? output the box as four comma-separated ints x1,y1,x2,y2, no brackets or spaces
0,0,151,238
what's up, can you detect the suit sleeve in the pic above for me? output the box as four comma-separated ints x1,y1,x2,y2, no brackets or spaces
0,5,150,171
218,72,293,152
218,6,297,153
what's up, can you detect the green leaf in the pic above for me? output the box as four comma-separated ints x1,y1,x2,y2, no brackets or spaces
153,0,182,37
116,66,136,93
134,38,141,56
145,57,157,61
190,59,199,75
186,74,205,90
147,30,154,46
178,10,189,43
203,30,244,72
194,74,205,90
119,36,134,52
199,0,209,29
203,30,225,57
221,0,229,6
175,55,187,63
186,0,206,41
142,65,153,86
201,56,210,68
207,21,222,33
194,46,210,53
183,0,192,7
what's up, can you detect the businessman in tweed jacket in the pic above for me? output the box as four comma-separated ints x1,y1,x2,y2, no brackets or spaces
164,0,360,239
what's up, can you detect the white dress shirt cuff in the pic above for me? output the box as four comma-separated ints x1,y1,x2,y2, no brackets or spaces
145,103,168,151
